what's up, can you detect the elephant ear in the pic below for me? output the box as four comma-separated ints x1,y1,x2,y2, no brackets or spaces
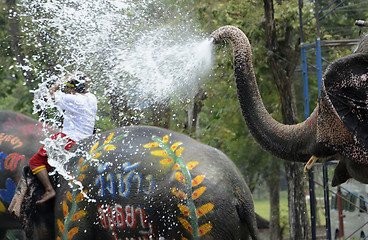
318,53,368,165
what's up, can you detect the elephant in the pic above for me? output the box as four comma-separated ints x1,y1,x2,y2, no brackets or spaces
210,25,368,186
0,110,258,240
0,110,58,239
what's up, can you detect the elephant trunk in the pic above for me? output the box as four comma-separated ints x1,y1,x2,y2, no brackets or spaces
210,25,324,162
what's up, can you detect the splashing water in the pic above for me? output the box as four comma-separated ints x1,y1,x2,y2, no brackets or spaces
42,135,98,201
17,0,213,197
18,0,213,111
115,30,213,101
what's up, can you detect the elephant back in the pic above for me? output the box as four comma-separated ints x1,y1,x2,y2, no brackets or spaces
54,125,256,240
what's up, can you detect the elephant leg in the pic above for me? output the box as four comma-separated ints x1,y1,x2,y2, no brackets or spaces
32,201,55,240
331,160,350,187
235,187,258,240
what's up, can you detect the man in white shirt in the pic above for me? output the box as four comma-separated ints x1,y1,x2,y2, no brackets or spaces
29,72,97,204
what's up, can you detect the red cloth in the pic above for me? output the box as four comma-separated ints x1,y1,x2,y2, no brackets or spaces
29,132,76,174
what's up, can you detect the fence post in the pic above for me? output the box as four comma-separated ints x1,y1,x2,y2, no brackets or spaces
337,186,344,238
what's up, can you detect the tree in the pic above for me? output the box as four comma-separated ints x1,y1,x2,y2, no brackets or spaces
193,0,288,237
189,1,284,237
263,0,310,239
0,0,34,114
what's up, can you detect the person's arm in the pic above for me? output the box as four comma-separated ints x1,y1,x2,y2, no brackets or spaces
49,83,60,100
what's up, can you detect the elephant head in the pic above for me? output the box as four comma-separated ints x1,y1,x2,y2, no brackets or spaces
0,110,259,240
210,26,368,186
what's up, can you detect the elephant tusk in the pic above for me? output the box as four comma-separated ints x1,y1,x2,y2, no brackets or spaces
304,155,319,172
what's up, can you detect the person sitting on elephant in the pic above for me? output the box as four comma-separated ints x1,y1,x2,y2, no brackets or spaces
29,72,98,204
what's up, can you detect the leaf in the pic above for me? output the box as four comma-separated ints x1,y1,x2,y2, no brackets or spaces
187,161,199,170
76,191,87,203
171,187,187,199
178,204,190,217
92,152,101,159
111,134,127,142
151,150,168,157
63,201,68,217
72,210,86,221
80,164,88,172
66,191,73,202
104,144,116,151
198,223,213,236
175,147,184,156
57,219,65,233
89,142,99,154
143,142,159,148
104,132,114,145
77,174,85,182
78,157,84,166
163,135,169,143
172,163,180,170
68,227,79,240
175,171,185,183
192,175,204,187
0,201,5,212
170,142,182,151
196,203,214,217
159,158,174,165
178,217,192,234
192,186,206,200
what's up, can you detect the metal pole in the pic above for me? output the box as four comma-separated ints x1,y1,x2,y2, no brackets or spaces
308,171,317,240
315,39,323,91
315,0,323,92
301,46,310,120
337,186,345,238
323,163,331,240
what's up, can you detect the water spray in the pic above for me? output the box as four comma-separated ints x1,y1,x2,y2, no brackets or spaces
17,0,214,196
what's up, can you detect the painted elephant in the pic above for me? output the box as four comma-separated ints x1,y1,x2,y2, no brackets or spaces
210,25,368,186
0,110,60,239
0,110,258,240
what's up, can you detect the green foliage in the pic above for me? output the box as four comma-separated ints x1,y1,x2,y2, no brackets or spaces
254,195,289,230
0,2,34,115
0,80,33,114
190,0,285,189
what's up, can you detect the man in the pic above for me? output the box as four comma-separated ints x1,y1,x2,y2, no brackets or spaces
29,72,97,204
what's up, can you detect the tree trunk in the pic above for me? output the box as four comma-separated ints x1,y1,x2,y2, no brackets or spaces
151,100,171,129
186,89,206,136
284,162,310,239
267,160,282,240
263,0,310,239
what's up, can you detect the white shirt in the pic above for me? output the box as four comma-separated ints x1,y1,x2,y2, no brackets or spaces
54,91,97,141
